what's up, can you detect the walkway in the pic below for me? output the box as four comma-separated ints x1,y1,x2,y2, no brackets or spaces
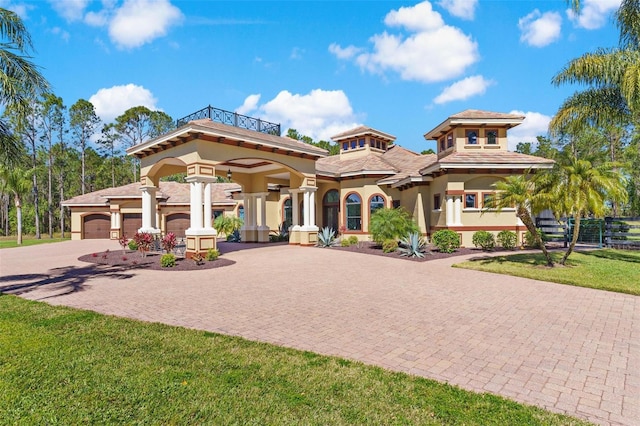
1,240,638,426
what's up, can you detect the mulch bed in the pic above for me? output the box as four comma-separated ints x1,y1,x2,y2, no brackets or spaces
78,250,235,271
330,241,500,262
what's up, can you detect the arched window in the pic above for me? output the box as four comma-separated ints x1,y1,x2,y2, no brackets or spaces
323,189,339,231
283,197,292,229
369,194,385,218
345,193,362,231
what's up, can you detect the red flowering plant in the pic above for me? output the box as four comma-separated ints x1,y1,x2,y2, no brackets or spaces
161,232,177,254
133,232,154,257
118,235,129,254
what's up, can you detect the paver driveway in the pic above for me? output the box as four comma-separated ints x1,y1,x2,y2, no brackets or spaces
1,240,638,426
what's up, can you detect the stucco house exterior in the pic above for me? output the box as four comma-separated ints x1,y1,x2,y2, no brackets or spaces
63,108,553,255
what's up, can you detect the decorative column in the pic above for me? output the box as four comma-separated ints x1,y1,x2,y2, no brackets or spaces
256,192,270,242
240,193,257,242
446,196,455,226
110,209,121,239
454,196,462,225
139,186,160,234
299,186,318,246
184,176,217,258
289,189,301,245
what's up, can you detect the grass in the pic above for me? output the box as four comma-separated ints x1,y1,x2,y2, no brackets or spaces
0,234,70,249
0,295,587,425
454,249,640,295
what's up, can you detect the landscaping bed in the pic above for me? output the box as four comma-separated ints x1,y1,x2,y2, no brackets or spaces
78,250,235,271
330,241,482,262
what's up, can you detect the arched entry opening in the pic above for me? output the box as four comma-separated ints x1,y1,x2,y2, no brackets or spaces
323,189,339,232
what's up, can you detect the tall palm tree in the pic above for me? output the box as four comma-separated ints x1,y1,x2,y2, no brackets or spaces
0,8,50,165
550,0,640,132
547,157,628,265
0,166,31,245
483,174,555,267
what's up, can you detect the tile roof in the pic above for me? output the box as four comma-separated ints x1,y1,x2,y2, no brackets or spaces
63,182,241,206
449,109,525,120
330,125,396,142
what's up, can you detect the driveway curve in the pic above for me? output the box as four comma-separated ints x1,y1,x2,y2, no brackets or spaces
1,240,638,426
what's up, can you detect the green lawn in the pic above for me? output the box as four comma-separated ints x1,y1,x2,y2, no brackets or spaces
454,249,640,295
0,296,587,425
0,235,70,249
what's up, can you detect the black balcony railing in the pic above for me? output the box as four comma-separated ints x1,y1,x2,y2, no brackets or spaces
176,105,281,136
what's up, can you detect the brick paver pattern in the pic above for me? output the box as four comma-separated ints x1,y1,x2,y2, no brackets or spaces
1,240,638,425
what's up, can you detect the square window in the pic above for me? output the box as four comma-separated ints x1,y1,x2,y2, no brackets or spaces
447,133,453,148
342,142,348,151
439,137,445,151
483,193,492,207
350,140,357,149
465,193,477,209
466,129,478,145
358,138,365,148
486,130,498,144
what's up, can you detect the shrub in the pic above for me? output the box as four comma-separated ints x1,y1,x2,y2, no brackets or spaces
472,231,496,251
133,232,154,257
160,253,176,268
317,227,336,248
214,215,243,237
369,208,419,244
340,238,351,247
128,240,138,251
118,235,129,253
382,239,398,253
348,235,359,245
524,229,547,248
162,232,177,253
432,229,460,253
497,230,517,250
205,248,220,261
398,232,427,258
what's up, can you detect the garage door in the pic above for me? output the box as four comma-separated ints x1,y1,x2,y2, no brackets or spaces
166,213,190,237
83,214,110,239
122,213,142,238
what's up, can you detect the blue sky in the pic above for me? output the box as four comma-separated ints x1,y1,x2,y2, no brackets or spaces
3,0,622,153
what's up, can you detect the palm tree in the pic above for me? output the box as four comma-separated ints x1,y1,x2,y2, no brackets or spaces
550,0,640,132
483,174,555,267
0,8,50,165
0,166,31,245
546,157,628,265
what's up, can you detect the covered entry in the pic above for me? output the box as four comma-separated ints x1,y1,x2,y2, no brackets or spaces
83,214,110,239
127,106,327,257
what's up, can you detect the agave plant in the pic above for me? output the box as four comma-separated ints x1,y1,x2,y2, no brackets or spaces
317,227,336,248
398,232,428,258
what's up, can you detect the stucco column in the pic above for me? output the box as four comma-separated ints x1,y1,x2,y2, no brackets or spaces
139,186,159,234
290,190,300,228
258,193,268,228
454,196,462,226
303,190,310,227
446,196,454,226
203,181,213,229
188,180,203,231
300,186,318,231
309,190,316,227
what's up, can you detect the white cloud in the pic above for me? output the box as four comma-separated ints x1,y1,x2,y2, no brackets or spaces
108,0,184,49
47,0,90,21
0,1,33,19
438,0,477,20
328,43,362,60
89,83,159,123
507,110,551,150
331,1,478,83
567,0,621,30
433,75,494,104
51,26,70,42
519,10,562,47
239,89,361,142
85,9,110,27
235,94,261,116
290,47,304,60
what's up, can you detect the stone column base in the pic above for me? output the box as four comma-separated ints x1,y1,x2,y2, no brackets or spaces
185,230,217,259
257,226,270,243
299,226,319,246
289,225,301,245
241,226,257,243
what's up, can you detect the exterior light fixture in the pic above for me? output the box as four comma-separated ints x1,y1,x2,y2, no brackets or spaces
227,169,232,181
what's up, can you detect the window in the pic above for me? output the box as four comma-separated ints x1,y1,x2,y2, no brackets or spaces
392,200,401,209
345,193,362,230
482,193,493,208
466,130,478,145
381,142,387,151
486,129,498,145
465,193,477,209
238,205,245,221
350,139,357,149
283,198,292,228
342,142,348,151
358,138,365,148
369,195,385,218
433,194,441,210
439,137,445,151
323,190,340,231
213,210,224,219
446,133,453,148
